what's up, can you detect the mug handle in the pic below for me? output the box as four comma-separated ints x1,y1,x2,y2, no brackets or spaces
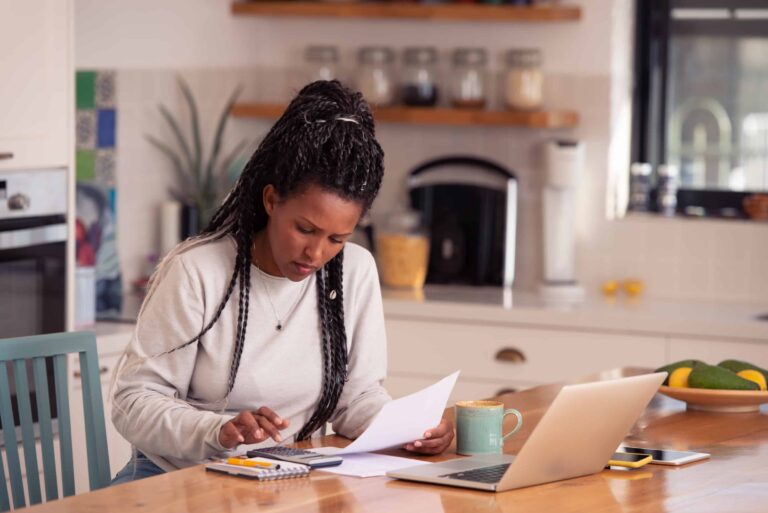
502,409,523,441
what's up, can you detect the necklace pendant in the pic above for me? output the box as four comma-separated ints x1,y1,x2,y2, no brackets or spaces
276,323,282,331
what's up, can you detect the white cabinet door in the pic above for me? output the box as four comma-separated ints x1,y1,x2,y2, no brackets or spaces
386,318,667,386
669,337,768,366
0,0,71,171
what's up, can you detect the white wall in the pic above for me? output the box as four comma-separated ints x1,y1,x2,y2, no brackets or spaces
75,0,768,303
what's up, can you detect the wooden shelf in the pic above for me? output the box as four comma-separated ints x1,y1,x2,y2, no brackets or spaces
231,2,581,22
232,102,579,129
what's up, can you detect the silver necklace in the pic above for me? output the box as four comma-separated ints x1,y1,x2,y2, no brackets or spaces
254,262,308,331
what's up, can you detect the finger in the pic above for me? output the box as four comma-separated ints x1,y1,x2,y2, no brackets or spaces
219,422,244,449
233,411,263,441
423,420,453,439
257,406,289,428
256,416,283,443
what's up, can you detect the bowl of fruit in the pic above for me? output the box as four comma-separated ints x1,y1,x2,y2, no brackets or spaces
655,359,768,413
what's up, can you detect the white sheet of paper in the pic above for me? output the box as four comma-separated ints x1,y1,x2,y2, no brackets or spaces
316,370,460,456
318,453,430,478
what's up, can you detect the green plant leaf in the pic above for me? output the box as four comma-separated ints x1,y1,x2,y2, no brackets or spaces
217,138,249,195
177,76,203,190
158,104,195,176
145,134,195,204
204,85,243,199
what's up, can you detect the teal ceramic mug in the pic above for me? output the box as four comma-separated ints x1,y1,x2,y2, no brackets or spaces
455,400,523,455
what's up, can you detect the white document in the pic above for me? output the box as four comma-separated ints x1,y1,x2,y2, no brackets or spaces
318,453,430,478
317,370,460,456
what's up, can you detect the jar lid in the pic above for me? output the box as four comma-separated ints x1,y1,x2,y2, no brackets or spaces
382,209,423,233
452,48,487,66
358,46,395,65
505,48,542,67
404,47,438,65
630,162,652,176
305,45,339,63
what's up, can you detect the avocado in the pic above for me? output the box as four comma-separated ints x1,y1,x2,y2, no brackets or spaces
717,360,768,382
655,360,705,385
688,363,760,391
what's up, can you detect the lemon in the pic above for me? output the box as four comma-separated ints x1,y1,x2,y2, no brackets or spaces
602,280,619,295
668,367,693,388
622,279,645,297
737,370,767,391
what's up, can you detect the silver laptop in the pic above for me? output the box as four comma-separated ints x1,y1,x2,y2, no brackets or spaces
387,372,666,492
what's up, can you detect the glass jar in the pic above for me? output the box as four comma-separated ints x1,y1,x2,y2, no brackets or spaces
503,48,543,111
657,164,679,217
375,210,430,290
629,162,652,212
304,45,339,83
449,48,488,109
355,47,396,107
401,47,439,107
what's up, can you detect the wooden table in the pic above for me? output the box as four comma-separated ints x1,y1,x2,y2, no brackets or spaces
28,368,768,513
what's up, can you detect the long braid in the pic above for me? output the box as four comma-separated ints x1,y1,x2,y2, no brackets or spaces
146,80,384,440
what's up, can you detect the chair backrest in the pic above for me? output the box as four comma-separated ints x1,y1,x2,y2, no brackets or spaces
0,331,110,511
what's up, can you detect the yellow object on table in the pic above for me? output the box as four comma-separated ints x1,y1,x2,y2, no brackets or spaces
376,233,429,289
622,279,644,297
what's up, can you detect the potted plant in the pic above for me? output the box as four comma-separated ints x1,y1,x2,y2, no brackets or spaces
146,76,248,232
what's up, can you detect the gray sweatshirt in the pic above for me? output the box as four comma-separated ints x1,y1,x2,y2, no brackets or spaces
111,237,391,471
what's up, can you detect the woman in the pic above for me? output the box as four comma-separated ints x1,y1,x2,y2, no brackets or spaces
111,81,454,484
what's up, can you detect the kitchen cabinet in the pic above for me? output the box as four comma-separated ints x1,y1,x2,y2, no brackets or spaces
384,316,668,403
0,0,72,171
668,336,768,366
68,329,132,494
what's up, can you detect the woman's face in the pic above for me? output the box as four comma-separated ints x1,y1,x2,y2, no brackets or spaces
262,183,363,281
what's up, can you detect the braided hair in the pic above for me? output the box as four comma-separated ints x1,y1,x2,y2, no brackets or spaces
152,80,384,441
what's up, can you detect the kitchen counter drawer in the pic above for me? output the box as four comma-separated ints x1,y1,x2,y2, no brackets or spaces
386,318,667,384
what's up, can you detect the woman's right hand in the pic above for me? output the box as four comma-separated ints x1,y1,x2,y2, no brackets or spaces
218,407,291,449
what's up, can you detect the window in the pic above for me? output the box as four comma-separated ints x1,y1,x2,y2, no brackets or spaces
632,0,768,218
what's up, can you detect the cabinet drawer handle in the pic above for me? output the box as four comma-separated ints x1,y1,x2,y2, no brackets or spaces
495,387,518,397
73,366,109,379
0,152,13,160
495,348,526,364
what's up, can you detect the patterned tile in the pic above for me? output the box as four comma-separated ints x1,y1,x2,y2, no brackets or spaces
95,71,117,108
76,150,96,182
76,110,96,150
76,71,97,109
97,109,116,148
95,149,116,187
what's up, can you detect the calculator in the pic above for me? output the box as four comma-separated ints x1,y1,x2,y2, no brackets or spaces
246,446,343,468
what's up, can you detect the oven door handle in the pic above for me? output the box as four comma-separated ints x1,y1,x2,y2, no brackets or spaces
0,223,67,250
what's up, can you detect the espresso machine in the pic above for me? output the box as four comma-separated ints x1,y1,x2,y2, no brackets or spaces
408,156,518,287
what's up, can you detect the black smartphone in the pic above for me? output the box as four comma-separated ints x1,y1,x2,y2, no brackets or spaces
619,446,710,466
606,452,653,469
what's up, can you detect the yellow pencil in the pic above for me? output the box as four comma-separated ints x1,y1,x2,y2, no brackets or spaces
226,457,280,469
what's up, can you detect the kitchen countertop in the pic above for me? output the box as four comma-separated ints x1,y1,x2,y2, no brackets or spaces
382,285,768,342
90,286,768,343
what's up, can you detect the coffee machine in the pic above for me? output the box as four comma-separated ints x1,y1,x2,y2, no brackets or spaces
408,156,518,287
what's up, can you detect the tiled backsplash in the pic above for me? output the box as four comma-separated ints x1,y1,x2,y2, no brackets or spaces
113,67,767,304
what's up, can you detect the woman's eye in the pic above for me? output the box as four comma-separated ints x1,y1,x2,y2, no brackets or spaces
297,226,313,234
330,237,343,244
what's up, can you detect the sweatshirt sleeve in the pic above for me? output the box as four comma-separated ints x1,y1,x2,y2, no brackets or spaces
330,248,392,439
111,255,232,462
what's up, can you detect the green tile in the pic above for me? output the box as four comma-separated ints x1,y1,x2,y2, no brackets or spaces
76,71,97,109
76,150,96,182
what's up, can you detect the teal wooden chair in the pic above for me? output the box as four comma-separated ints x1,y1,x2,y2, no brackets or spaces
0,331,110,511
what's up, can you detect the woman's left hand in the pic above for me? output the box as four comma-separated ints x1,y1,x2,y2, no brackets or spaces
404,418,454,455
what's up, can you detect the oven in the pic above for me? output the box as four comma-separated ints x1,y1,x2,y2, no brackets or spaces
0,168,68,433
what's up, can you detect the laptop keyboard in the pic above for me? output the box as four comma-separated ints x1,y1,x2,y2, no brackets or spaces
439,463,511,484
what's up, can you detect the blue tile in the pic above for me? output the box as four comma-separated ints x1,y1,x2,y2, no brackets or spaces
97,109,116,148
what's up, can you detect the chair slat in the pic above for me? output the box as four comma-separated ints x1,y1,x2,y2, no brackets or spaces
33,356,59,501
0,454,10,513
12,359,42,505
53,354,75,497
0,364,25,509
79,350,111,490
